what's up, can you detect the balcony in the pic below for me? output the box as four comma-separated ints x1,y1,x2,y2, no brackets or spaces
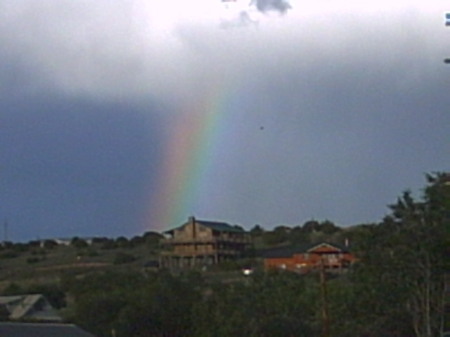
163,236,251,245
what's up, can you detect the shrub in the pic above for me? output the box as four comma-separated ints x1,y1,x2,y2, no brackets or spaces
27,257,41,264
113,252,137,265
31,249,47,256
77,248,100,257
42,239,58,249
71,237,88,249
0,251,19,259
100,239,117,250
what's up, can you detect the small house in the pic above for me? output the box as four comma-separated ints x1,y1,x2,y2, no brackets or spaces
263,242,356,273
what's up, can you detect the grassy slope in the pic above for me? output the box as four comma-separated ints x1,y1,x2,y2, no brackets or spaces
0,242,159,290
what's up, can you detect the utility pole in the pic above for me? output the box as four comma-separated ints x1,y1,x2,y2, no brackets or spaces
3,219,8,243
445,12,450,63
319,256,331,337
312,251,331,337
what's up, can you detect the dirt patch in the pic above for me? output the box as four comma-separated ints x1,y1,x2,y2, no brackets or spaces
36,262,111,271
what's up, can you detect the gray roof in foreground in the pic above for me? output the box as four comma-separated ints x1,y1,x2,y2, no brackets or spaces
0,323,96,337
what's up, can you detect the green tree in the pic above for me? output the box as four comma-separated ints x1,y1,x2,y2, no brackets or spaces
66,271,200,337
262,226,290,246
192,271,316,337
319,220,340,235
113,252,136,265
346,173,449,337
288,226,309,245
142,231,163,246
26,283,66,309
115,236,130,248
71,237,88,249
42,239,58,249
302,220,320,233
250,224,265,236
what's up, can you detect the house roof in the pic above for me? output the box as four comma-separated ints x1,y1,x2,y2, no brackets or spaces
10,294,44,319
196,220,244,233
307,242,349,253
261,242,350,258
165,217,245,234
0,323,96,337
0,294,62,322
260,244,310,258
0,295,22,306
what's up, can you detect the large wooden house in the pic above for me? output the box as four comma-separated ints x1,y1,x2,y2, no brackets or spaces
160,217,251,269
263,242,356,273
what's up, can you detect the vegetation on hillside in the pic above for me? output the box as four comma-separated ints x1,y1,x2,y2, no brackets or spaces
0,173,448,337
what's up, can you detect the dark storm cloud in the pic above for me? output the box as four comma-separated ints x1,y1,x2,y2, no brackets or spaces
0,95,165,240
192,43,450,227
252,0,291,14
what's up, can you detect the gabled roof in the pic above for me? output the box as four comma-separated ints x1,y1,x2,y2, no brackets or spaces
165,217,245,234
0,294,62,322
196,220,244,233
0,295,21,306
261,242,349,258
260,244,310,258
307,242,348,253
0,323,96,337
10,294,44,319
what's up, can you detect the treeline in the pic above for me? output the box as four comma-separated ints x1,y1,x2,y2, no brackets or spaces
0,231,163,253
0,231,163,266
249,219,344,248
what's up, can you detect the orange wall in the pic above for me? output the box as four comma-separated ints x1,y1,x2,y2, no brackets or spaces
264,246,356,272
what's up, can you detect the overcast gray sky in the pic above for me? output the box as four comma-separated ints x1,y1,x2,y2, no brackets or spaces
1,0,449,241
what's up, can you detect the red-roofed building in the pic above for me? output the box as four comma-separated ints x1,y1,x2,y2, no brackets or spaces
263,242,356,273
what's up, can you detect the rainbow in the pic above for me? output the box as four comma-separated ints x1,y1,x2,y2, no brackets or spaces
146,79,238,232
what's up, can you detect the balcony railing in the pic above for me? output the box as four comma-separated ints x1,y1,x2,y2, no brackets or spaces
160,248,244,257
163,236,251,245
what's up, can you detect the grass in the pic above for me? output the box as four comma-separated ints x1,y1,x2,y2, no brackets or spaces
0,241,160,289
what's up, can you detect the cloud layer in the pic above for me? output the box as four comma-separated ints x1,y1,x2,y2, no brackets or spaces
1,0,446,103
1,0,449,240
